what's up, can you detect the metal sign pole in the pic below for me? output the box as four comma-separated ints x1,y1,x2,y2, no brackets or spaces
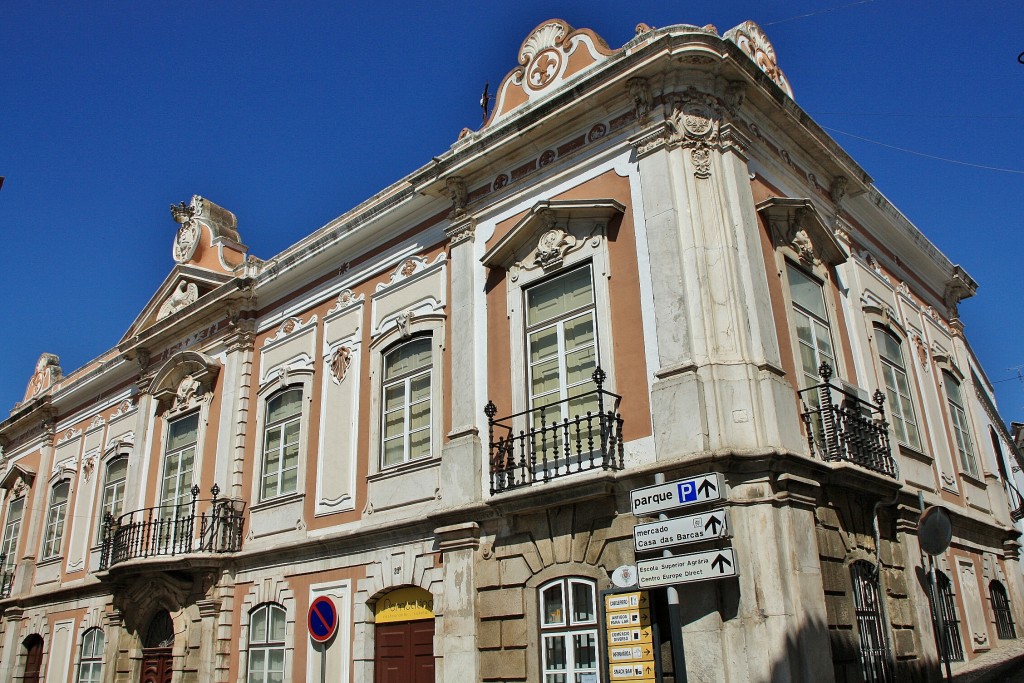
320,641,327,683
655,472,687,683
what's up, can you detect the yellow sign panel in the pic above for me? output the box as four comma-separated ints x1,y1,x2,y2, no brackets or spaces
374,587,434,624
604,591,650,612
608,644,656,663
609,662,657,680
607,625,653,645
606,608,651,629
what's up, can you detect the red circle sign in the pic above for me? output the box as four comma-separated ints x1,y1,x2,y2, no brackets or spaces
308,596,338,644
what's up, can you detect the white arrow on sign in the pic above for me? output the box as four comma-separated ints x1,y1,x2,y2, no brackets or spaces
633,509,730,552
630,473,723,516
637,547,737,588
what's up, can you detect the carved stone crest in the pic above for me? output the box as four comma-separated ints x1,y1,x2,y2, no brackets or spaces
175,375,201,409
535,228,579,269
667,89,722,179
330,346,353,383
791,228,816,266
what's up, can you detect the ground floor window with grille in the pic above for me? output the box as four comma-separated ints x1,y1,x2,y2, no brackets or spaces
936,571,965,662
539,577,599,682
850,561,892,683
990,580,1017,640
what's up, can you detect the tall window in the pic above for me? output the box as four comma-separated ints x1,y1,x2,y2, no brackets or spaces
850,561,892,682
943,373,978,478
991,581,1016,640
98,457,128,541
261,389,302,499
381,337,432,467
42,481,70,558
2,497,24,573
75,628,104,683
526,265,599,424
539,577,598,683
161,413,198,517
786,263,836,387
875,329,921,449
248,603,286,683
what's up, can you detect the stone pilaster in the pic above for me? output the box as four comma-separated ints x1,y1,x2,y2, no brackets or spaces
435,522,481,683
0,607,25,683
632,87,801,460
439,211,482,508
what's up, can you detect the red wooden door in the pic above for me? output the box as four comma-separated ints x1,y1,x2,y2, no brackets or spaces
140,647,173,683
375,620,435,683
23,635,43,683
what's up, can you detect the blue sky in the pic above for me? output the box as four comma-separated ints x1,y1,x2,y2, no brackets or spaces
2,1,1022,421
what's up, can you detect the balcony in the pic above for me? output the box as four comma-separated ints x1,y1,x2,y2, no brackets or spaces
486,367,625,495
799,363,898,479
100,484,245,570
1005,480,1024,522
0,557,12,598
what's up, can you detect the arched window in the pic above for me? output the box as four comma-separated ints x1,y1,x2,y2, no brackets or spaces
942,373,978,478
261,388,303,499
538,577,598,682
990,580,1016,639
381,337,433,467
935,571,964,662
248,603,286,683
849,561,892,682
98,456,128,541
2,497,24,575
874,328,920,449
42,480,70,558
75,628,104,683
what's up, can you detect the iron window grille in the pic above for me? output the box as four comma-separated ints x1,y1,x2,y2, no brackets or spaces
990,581,1017,640
850,561,893,683
935,571,965,663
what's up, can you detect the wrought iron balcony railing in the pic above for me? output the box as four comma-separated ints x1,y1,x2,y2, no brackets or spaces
799,363,898,479
100,484,245,570
1005,480,1024,522
486,367,625,495
0,555,13,599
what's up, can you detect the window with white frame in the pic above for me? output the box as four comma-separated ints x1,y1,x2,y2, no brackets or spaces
539,577,599,683
2,497,24,573
97,456,128,542
41,481,70,558
261,388,302,499
75,628,104,683
248,603,286,683
786,262,836,387
381,337,432,468
526,264,599,427
160,412,198,517
943,373,979,478
875,328,921,449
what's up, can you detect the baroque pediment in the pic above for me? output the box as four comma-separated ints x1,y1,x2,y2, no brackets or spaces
756,197,847,268
119,265,234,344
481,199,624,274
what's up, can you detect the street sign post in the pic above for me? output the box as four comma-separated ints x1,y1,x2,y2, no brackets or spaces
637,547,737,588
633,509,730,552
308,596,338,644
601,590,658,683
630,473,723,516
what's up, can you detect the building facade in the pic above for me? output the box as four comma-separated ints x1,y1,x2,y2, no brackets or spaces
0,17,1022,683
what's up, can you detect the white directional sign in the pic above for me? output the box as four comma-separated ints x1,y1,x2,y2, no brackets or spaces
633,510,730,552
630,473,723,516
637,547,737,588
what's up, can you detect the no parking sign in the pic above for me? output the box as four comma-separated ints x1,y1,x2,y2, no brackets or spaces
308,596,338,644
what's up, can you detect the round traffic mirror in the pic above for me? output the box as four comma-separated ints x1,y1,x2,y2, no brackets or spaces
918,505,953,556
